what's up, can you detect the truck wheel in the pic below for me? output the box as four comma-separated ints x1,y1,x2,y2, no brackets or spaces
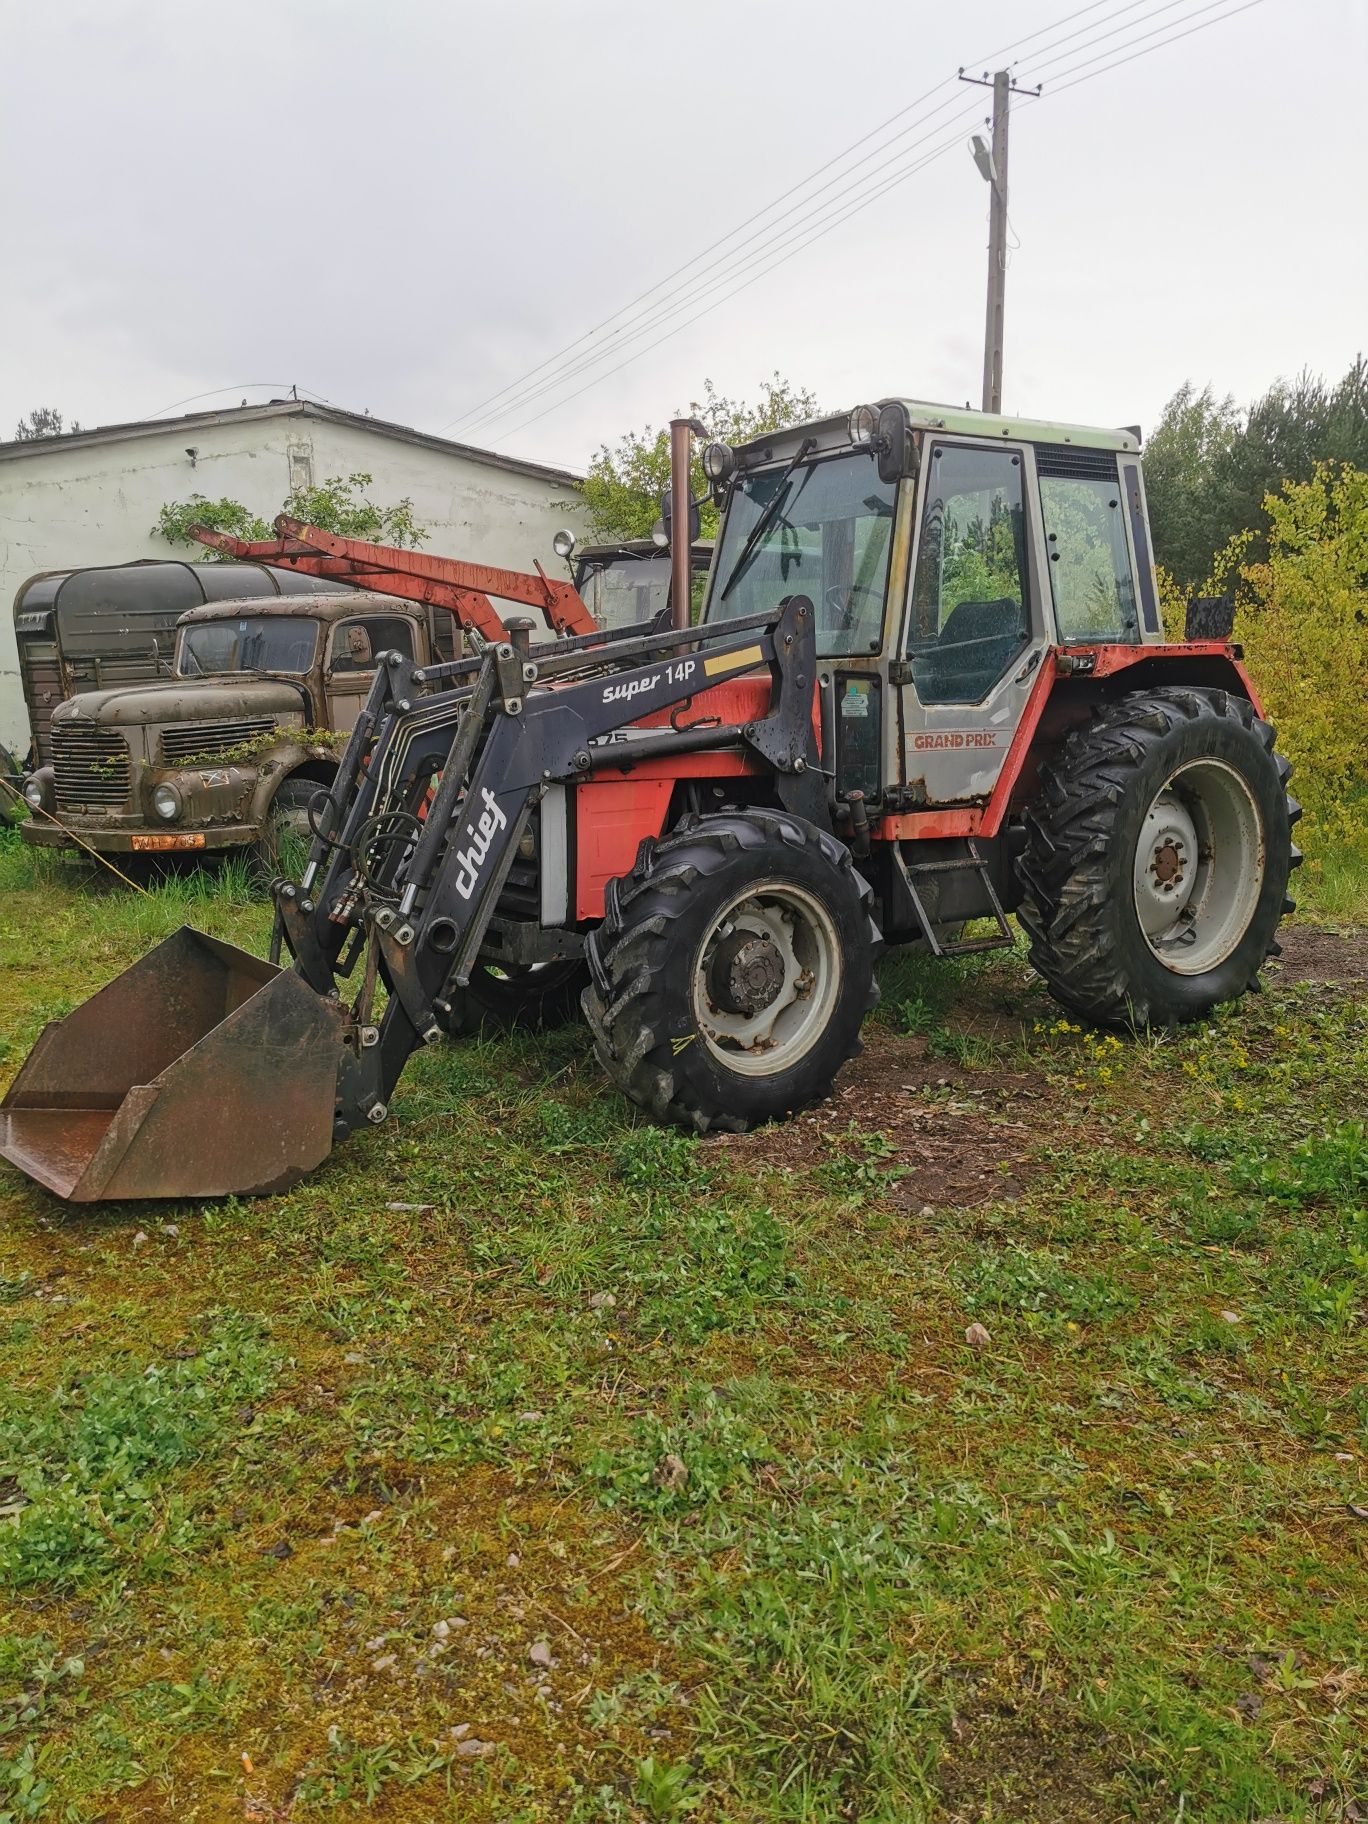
444,959,589,1035
256,776,321,874
583,809,879,1133
1016,688,1300,1027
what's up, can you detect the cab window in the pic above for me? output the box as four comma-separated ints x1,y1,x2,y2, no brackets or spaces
906,444,1030,704
1037,456,1140,643
328,616,417,674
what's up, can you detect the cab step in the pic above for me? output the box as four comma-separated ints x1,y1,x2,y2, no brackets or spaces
892,839,1015,958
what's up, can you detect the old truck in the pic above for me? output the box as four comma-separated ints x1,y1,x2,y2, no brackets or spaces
5,557,341,823
19,591,458,861
18,520,603,861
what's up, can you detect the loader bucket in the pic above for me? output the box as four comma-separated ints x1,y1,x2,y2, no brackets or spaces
0,928,347,1203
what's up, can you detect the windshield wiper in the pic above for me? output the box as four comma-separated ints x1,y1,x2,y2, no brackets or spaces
719,437,816,602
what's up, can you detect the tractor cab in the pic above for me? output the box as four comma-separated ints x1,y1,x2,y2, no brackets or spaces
700,401,1164,817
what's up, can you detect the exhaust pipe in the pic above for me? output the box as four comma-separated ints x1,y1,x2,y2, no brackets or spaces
668,416,699,631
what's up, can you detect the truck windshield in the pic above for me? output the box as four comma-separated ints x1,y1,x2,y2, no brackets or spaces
705,450,897,656
177,617,320,676
577,554,673,631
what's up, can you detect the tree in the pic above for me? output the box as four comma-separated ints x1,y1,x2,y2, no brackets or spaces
155,471,426,554
1145,357,1368,588
12,406,82,441
580,373,821,542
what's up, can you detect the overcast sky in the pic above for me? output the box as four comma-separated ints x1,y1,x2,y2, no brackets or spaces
2,0,1363,473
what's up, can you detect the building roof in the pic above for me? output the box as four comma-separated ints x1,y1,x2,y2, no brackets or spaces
0,399,582,486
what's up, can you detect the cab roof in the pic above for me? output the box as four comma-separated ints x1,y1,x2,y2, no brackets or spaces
736,400,1141,463
177,590,412,627
893,399,1140,452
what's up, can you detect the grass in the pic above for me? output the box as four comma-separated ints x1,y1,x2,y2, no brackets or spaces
0,829,1365,1821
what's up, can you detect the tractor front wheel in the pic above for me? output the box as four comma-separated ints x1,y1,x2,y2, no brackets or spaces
584,809,879,1132
1017,687,1300,1027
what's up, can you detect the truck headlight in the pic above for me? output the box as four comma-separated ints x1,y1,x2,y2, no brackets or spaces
151,783,183,822
848,404,879,446
21,769,54,813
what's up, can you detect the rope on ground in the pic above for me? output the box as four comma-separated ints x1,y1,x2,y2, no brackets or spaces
0,775,152,897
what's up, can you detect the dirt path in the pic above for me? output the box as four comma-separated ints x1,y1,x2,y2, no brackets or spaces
708,923,1365,1210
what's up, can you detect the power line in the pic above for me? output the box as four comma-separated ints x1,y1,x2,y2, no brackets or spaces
490,130,975,445
1047,0,1266,90
459,97,988,438
445,0,1265,446
437,0,1175,437
1033,0,1256,85
462,3,1194,439
1020,0,1203,81
435,76,957,434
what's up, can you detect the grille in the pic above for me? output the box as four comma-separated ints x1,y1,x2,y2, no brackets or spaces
159,716,277,764
52,723,131,808
1034,443,1120,482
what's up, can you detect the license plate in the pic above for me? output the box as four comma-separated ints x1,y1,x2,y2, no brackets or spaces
131,832,207,852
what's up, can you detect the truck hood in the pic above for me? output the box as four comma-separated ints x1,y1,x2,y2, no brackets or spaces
52,677,308,728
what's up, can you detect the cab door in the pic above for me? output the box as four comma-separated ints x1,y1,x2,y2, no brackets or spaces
325,613,418,732
897,439,1047,806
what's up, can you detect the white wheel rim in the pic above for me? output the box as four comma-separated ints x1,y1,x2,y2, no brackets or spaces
691,880,842,1076
1132,759,1265,975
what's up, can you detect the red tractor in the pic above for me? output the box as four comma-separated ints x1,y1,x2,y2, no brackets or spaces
0,400,1298,1201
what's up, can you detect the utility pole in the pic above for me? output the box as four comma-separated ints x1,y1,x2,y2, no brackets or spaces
959,68,1038,414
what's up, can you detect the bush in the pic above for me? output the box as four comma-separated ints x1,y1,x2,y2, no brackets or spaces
1219,464,1368,850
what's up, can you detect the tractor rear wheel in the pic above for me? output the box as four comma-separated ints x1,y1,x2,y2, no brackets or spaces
1016,687,1300,1027
583,809,879,1132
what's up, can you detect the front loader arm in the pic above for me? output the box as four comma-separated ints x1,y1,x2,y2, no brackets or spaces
274,596,823,1132
189,516,598,639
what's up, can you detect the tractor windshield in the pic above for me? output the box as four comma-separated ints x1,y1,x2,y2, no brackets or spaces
705,450,897,656
177,616,320,677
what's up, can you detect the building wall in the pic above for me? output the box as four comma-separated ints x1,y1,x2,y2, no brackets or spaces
0,413,586,753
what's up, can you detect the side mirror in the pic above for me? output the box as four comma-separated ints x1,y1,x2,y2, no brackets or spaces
657,488,702,548
343,625,373,666
876,402,917,487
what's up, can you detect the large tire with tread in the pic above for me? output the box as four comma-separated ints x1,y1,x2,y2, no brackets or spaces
254,775,322,874
583,809,879,1133
1016,687,1300,1027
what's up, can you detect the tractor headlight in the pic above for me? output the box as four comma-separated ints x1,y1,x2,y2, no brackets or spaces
552,528,577,560
848,404,879,446
151,783,183,822
701,440,736,485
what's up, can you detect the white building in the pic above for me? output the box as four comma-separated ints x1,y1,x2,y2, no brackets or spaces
0,400,588,752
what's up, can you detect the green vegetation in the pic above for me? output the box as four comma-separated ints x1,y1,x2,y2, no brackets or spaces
581,375,819,542
155,471,426,554
1,834,1365,1820
1145,356,1368,589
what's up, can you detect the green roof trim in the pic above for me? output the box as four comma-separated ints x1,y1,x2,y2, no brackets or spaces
893,399,1139,451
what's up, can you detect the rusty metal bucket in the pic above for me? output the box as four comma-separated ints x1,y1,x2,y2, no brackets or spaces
0,928,346,1202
